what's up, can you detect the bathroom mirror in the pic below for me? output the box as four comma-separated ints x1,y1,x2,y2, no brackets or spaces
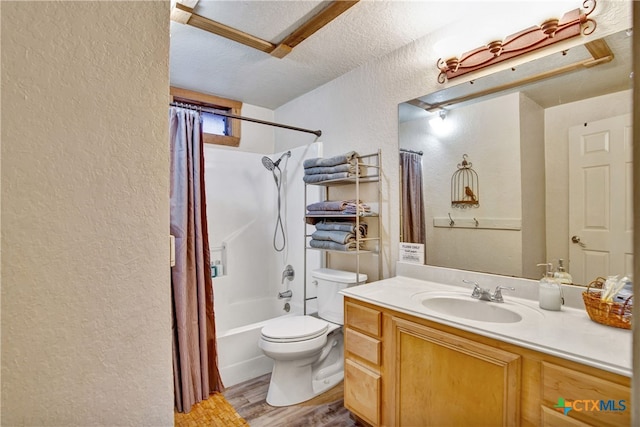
398,29,633,284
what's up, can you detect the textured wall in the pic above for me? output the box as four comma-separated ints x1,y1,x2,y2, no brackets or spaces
1,2,173,425
273,0,632,279
228,104,276,154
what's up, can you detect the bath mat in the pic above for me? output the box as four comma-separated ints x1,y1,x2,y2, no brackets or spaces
174,392,249,427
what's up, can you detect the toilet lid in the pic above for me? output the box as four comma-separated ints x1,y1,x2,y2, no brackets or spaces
261,315,328,342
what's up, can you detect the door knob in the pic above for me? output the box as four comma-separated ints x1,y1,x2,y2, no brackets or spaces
571,235,586,248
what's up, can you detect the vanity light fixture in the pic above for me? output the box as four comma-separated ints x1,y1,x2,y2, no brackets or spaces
436,0,597,83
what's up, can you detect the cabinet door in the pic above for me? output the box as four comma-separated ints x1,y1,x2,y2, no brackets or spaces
391,317,521,427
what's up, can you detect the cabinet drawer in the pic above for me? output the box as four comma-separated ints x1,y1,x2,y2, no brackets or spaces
541,362,630,427
541,406,590,427
345,327,381,366
344,359,380,426
345,301,381,337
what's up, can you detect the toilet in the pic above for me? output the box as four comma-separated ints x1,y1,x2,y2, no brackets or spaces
259,268,367,407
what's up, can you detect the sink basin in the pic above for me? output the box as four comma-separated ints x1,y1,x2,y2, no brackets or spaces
418,295,523,323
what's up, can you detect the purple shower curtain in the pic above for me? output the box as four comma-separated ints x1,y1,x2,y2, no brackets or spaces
400,151,426,245
169,107,223,413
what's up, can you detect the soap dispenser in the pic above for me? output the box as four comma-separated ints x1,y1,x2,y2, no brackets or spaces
554,259,573,285
537,263,563,311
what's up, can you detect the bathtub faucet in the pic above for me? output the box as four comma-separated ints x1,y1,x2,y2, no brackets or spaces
282,265,295,284
278,290,292,299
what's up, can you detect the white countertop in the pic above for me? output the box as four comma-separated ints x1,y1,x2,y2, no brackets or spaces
341,274,632,377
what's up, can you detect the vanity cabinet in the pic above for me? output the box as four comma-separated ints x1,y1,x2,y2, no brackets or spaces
343,297,631,427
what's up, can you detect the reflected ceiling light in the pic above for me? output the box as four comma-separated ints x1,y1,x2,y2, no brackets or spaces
429,109,448,130
436,0,597,84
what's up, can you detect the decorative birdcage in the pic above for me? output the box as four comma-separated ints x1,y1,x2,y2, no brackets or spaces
451,154,479,208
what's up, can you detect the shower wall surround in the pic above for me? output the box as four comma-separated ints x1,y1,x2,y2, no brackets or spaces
204,142,322,386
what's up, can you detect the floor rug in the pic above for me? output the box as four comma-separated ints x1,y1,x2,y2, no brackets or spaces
174,392,249,427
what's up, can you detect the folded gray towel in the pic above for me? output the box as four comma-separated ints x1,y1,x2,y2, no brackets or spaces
344,201,371,214
311,230,356,244
315,220,368,236
306,211,352,216
309,239,362,251
307,200,348,211
303,151,359,169
303,172,351,183
304,164,357,175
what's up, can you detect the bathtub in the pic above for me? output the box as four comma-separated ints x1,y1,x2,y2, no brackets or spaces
216,296,292,387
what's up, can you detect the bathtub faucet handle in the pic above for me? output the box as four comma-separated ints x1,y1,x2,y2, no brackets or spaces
282,265,295,284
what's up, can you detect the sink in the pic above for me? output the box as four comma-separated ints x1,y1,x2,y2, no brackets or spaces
416,295,523,323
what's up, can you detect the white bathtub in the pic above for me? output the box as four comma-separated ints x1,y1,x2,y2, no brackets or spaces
216,297,292,387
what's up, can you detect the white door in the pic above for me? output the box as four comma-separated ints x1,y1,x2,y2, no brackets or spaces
569,114,633,285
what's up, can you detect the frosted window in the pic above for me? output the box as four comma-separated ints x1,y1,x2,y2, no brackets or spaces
202,112,228,136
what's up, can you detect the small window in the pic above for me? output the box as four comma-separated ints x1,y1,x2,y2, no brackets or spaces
170,86,242,147
201,112,228,136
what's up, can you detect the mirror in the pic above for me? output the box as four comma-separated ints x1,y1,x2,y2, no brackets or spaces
398,30,633,284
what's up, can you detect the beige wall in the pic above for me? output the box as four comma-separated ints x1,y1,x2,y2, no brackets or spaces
1,2,173,425
273,0,632,279
519,93,546,279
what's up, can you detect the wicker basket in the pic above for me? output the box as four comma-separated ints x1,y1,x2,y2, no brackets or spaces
582,277,632,329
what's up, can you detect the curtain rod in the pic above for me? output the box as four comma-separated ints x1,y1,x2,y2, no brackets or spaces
170,102,322,138
400,148,423,155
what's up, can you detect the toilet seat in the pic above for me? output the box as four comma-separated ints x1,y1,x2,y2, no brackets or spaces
261,315,328,343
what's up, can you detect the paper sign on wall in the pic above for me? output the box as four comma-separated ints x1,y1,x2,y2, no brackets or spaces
399,243,425,264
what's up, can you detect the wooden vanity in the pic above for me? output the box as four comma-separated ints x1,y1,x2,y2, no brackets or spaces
343,296,631,427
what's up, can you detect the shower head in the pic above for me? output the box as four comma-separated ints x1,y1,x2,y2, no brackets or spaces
261,156,276,171
261,151,291,171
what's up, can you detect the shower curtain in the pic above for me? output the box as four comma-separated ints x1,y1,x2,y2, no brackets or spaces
400,151,426,245
169,107,223,413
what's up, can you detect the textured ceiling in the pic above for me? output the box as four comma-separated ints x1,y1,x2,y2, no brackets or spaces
169,1,476,109
169,1,586,110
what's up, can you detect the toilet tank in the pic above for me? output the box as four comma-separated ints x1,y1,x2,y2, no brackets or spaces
311,268,367,324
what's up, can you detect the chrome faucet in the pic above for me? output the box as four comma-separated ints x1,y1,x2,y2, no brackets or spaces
491,285,515,303
463,280,514,303
281,264,294,284
463,279,489,300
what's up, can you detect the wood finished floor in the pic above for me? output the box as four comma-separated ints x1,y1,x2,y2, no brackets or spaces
223,373,358,427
